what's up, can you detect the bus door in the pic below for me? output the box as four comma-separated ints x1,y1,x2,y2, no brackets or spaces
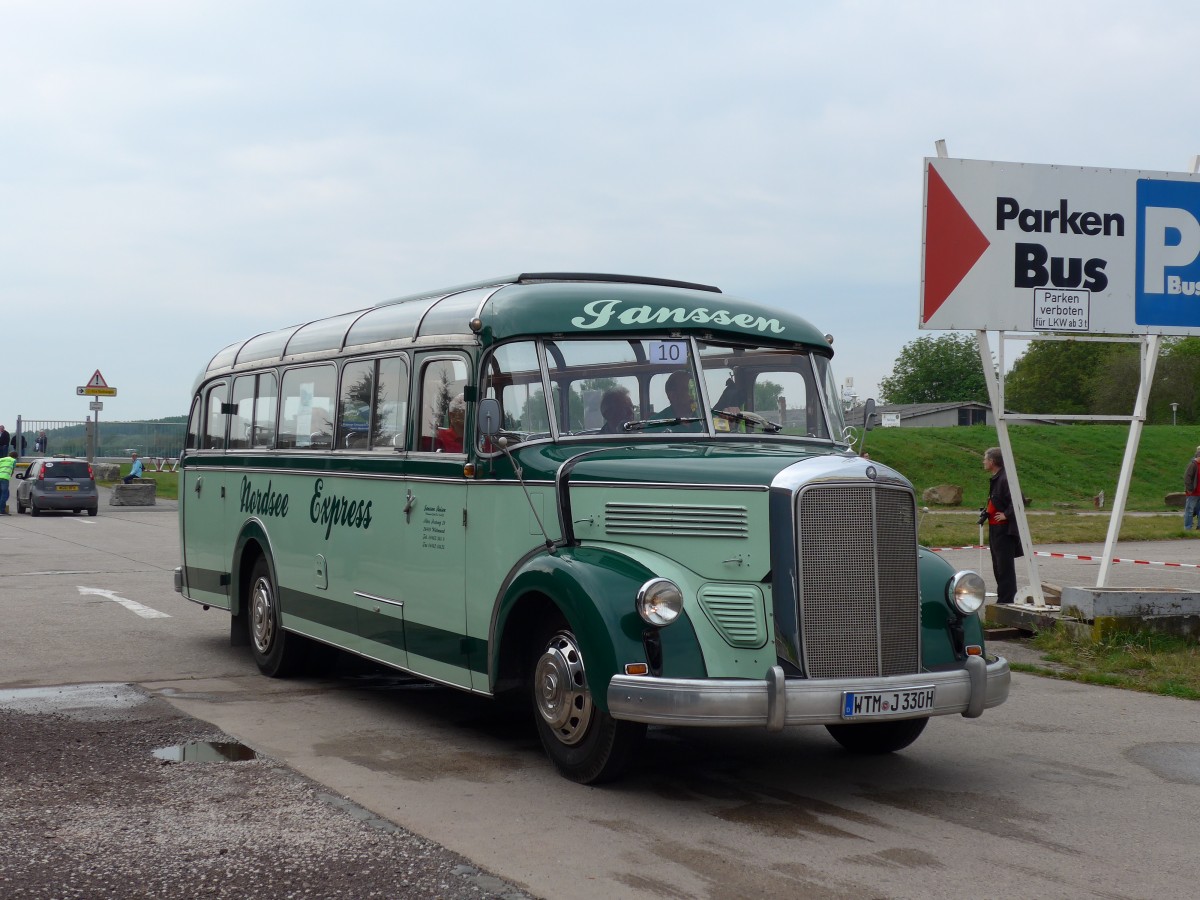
391,354,471,687
181,381,231,609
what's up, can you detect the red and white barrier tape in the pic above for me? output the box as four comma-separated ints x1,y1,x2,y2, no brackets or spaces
928,546,1200,569
1032,551,1200,569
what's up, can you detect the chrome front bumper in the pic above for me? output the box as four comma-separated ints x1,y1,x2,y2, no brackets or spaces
607,655,1010,730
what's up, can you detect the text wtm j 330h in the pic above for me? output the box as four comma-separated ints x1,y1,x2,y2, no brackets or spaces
175,272,1010,783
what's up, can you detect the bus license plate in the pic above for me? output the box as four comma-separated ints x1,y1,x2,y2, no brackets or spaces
56,484,79,491
842,686,935,720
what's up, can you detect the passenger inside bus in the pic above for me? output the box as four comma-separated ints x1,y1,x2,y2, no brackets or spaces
599,386,635,434
435,395,466,452
657,369,702,432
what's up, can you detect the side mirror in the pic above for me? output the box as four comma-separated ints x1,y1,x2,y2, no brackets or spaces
863,398,876,431
477,398,502,437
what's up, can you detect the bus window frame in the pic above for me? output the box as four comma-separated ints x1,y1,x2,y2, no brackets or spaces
414,352,472,455
336,352,411,453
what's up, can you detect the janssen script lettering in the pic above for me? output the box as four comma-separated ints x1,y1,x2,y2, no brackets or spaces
570,299,785,334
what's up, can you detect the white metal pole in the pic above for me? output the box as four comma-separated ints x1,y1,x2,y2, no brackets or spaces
1097,334,1160,587
976,329,1046,606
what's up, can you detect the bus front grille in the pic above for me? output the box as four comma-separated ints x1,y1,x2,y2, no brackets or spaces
796,484,919,679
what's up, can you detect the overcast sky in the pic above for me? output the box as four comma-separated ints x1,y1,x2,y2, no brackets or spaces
4,1,1198,425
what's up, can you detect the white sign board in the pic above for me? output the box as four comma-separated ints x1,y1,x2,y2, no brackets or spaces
920,157,1200,334
881,413,901,428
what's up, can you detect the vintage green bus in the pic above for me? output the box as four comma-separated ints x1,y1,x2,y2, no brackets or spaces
175,272,1009,783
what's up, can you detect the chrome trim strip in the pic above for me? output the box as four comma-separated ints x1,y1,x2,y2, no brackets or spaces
571,481,769,492
607,657,1010,727
354,591,403,608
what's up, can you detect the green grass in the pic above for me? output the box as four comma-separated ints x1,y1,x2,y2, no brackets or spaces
918,511,1198,548
1013,629,1200,700
863,423,1195,512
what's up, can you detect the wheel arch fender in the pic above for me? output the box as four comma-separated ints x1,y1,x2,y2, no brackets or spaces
918,546,985,664
490,546,656,712
232,518,277,618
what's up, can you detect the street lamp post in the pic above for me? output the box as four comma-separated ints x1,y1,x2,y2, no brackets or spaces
1171,402,1179,426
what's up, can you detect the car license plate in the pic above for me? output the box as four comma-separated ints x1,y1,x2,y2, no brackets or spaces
56,484,79,491
842,686,935,720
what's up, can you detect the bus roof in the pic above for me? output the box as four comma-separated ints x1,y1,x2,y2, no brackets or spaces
199,273,830,379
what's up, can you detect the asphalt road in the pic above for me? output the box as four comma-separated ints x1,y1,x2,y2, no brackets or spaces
3,490,1200,899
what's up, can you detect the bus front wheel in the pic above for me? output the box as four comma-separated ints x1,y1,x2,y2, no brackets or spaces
247,556,305,678
531,627,644,784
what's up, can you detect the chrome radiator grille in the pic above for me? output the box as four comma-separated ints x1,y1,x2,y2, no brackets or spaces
796,484,919,679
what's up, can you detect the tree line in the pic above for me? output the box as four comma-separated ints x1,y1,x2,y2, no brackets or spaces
879,333,1200,424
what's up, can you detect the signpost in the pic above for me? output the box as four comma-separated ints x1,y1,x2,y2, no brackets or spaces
76,370,117,461
920,148,1200,597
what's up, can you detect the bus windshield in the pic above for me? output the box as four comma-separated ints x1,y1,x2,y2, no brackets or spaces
483,337,843,442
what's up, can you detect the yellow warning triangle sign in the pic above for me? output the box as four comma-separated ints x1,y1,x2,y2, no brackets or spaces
88,369,108,388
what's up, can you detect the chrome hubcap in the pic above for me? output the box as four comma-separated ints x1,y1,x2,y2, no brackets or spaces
533,632,592,746
250,575,275,654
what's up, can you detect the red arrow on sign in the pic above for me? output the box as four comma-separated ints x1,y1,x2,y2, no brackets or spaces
922,164,990,324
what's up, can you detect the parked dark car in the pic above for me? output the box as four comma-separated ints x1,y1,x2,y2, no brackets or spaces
15,458,98,516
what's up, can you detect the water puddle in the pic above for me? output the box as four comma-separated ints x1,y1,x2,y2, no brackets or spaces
153,741,258,763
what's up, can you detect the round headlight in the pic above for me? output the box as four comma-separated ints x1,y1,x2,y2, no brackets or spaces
949,570,986,616
636,578,683,627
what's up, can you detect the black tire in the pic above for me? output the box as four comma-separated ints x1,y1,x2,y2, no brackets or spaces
246,555,305,677
531,626,645,784
87,507,98,516
16,497,25,514
825,717,929,754
30,500,40,517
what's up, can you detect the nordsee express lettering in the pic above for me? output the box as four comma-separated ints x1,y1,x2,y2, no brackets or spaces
570,299,785,334
309,478,373,540
240,476,289,518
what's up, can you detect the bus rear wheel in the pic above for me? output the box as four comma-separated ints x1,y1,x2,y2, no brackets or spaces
247,556,305,677
531,627,644,784
825,717,928,754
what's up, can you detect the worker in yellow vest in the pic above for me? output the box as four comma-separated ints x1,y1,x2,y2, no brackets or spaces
0,451,16,514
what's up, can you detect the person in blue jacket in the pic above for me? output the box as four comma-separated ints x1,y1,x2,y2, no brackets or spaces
122,452,144,484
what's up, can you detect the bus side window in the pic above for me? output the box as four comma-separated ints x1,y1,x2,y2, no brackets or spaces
185,396,201,451
482,342,545,446
337,356,409,451
279,365,337,450
253,372,277,448
204,381,228,450
419,357,468,453
229,376,254,450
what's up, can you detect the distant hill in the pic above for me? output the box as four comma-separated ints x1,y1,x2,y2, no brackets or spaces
861,424,1196,511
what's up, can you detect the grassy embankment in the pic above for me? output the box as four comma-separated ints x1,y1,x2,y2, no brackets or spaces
859,423,1199,546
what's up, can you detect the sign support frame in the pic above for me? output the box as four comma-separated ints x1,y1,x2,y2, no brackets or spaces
977,328,1163,601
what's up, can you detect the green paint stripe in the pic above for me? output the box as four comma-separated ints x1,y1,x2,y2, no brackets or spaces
184,566,227,595
185,565,488,675
182,453,464,478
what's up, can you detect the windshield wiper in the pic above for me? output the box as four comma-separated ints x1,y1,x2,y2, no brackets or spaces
621,416,704,432
712,409,783,433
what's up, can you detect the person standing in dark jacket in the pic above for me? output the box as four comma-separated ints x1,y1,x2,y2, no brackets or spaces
983,447,1022,605
1184,446,1200,530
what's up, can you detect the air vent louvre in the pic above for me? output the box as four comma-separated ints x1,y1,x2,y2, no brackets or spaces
605,503,748,538
698,584,767,648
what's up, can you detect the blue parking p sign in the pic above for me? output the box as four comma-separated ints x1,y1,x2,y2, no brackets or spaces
1136,179,1200,326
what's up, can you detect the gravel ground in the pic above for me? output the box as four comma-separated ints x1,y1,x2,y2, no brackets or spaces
0,685,533,900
